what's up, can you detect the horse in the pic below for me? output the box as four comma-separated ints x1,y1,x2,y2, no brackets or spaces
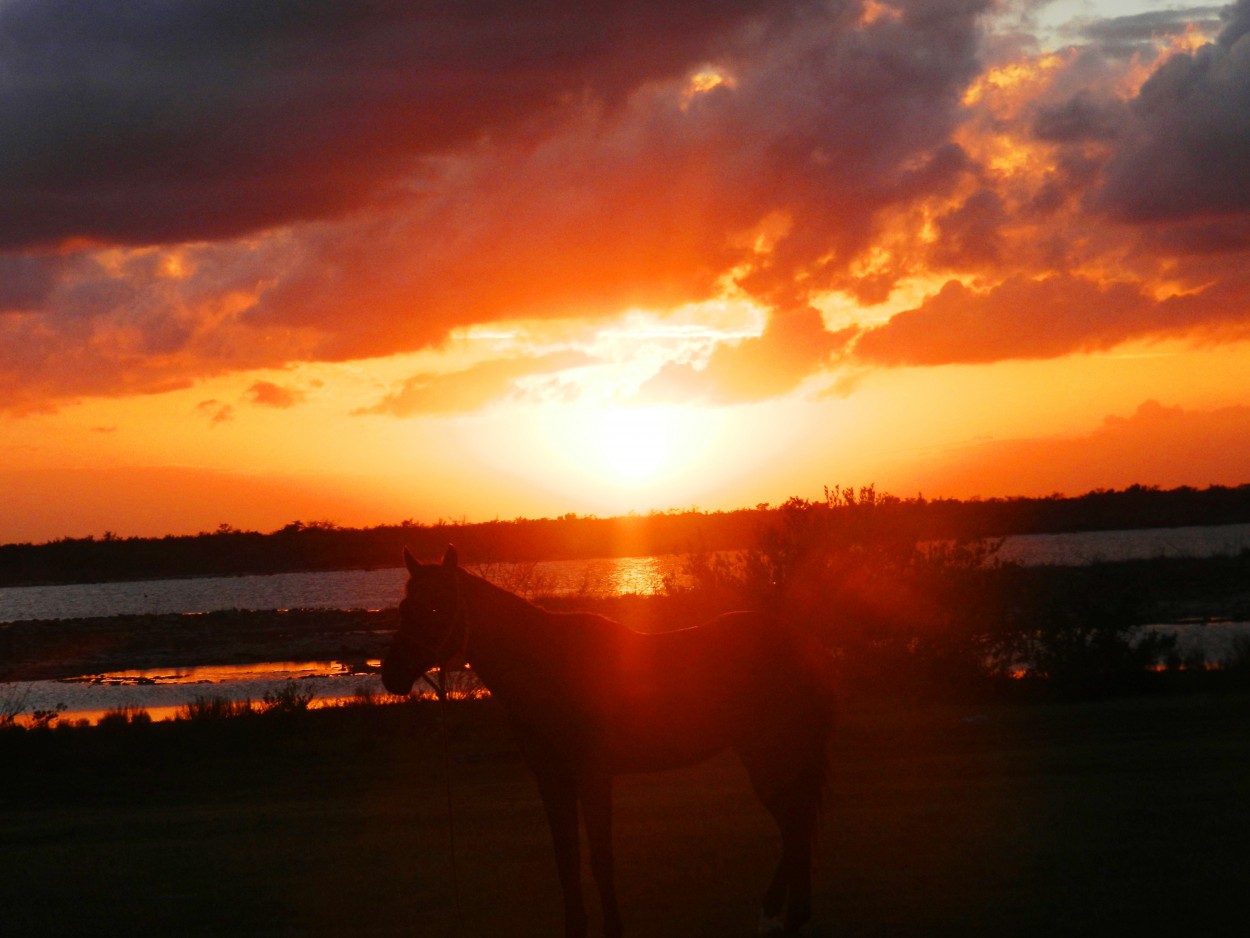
381,546,836,937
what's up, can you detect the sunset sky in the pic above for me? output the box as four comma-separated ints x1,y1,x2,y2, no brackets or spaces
4,0,1250,544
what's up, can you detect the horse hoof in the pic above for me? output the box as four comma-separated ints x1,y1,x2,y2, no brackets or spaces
760,912,815,935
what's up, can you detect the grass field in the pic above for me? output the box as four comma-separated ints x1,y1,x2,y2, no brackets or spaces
3,691,1249,937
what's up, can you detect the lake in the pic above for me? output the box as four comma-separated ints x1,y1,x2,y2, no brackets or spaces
4,523,1249,725
0,555,684,624
4,522,1250,624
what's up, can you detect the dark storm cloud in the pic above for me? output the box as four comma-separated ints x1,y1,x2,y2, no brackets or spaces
0,255,62,311
1067,6,1224,57
0,0,1007,409
928,189,1008,268
21,0,1250,412
249,0,990,361
0,0,777,249
848,0,1250,372
1032,90,1124,144
1091,0,1250,223
727,0,987,305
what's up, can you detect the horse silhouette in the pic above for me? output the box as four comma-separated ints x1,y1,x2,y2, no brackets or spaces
382,546,835,936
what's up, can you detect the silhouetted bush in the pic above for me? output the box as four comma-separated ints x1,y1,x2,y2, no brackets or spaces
0,682,29,729
259,682,315,715
673,487,1002,698
97,706,153,729
674,485,1200,700
178,696,252,721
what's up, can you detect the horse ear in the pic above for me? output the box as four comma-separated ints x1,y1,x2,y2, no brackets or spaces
403,546,420,574
442,544,459,569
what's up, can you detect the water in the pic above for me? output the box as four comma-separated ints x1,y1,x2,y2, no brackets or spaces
0,554,679,724
0,555,684,624
8,661,377,725
3,524,1249,624
0,567,405,624
3,525,1248,724
992,522,1250,566
4,660,484,727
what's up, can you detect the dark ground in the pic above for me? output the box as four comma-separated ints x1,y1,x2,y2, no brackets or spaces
3,691,1249,937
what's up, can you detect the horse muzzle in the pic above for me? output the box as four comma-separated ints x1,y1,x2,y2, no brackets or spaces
380,672,415,696
380,654,419,695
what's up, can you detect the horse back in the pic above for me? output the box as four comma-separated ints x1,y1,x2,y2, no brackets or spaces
599,610,834,773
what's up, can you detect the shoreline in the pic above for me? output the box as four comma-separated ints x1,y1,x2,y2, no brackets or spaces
0,607,396,683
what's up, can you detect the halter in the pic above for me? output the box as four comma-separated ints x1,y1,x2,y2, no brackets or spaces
417,572,470,701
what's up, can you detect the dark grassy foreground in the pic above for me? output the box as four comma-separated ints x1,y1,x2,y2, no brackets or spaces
3,692,1249,938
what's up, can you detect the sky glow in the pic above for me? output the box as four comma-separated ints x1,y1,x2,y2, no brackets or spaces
3,0,1250,543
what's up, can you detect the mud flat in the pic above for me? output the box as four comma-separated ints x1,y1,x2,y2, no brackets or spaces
0,607,397,682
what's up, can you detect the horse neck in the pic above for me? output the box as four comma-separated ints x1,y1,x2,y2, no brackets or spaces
458,572,551,682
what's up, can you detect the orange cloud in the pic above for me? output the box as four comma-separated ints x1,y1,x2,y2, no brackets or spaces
356,351,595,417
636,306,855,403
195,399,234,425
3,0,1250,415
850,272,1250,366
247,381,307,409
916,399,1250,498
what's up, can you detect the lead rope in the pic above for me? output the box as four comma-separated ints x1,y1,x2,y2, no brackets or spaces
425,665,465,935
419,578,471,936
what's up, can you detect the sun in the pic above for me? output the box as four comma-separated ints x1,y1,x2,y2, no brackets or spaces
594,407,678,482
497,402,738,511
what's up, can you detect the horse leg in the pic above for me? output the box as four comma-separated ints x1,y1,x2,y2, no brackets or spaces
533,764,589,938
739,745,822,935
777,812,813,934
580,771,623,938
755,790,817,934
759,855,788,930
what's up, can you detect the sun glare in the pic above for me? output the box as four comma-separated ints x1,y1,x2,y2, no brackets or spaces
594,407,679,482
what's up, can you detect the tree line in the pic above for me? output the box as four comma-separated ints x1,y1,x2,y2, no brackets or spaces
3,482,1250,587
658,486,1250,700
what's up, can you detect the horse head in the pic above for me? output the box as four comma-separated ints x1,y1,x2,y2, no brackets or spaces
381,545,467,695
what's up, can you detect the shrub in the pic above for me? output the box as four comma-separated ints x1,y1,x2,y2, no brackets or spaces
178,695,252,721
97,706,154,728
259,681,315,715
28,704,66,730
1,682,30,728
993,563,1169,695
675,485,1186,699
680,486,1006,698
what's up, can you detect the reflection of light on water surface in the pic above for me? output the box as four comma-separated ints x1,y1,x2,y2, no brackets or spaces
13,660,487,726
551,556,675,596
18,660,375,726
7,529,1250,724
0,554,688,622
8,526,1250,624
71,660,372,686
